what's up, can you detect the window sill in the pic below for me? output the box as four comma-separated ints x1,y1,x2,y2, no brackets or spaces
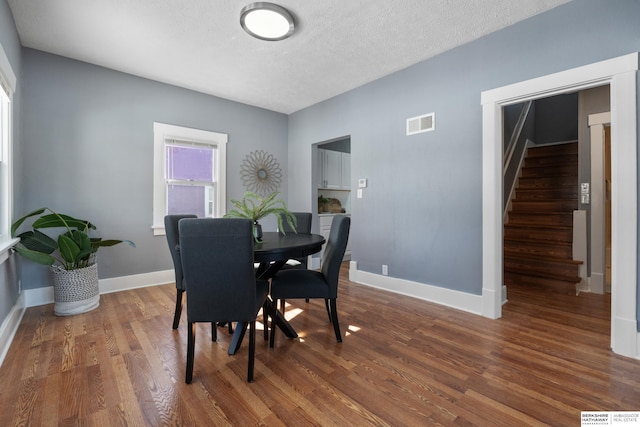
0,237,18,265
152,224,166,236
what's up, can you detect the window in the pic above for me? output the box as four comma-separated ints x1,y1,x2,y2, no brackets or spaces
153,122,227,236
0,43,16,263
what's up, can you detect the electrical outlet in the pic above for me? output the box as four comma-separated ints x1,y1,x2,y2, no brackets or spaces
382,264,388,276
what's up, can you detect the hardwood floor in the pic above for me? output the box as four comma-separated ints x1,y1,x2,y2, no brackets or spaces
1,263,638,426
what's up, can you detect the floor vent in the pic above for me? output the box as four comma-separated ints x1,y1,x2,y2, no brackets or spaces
406,112,435,135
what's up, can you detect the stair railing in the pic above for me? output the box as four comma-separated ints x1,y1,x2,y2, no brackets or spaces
503,100,533,217
504,100,532,170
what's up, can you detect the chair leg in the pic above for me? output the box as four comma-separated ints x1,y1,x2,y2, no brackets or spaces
172,289,185,329
211,322,217,341
324,298,332,323
247,320,256,382
279,299,286,314
329,299,342,343
263,302,269,341
269,300,278,348
228,322,234,334
186,322,196,383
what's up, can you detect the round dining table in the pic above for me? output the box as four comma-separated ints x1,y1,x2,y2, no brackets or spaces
227,231,326,355
253,232,325,279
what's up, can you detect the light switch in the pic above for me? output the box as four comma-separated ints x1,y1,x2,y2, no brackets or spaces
357,189,363,199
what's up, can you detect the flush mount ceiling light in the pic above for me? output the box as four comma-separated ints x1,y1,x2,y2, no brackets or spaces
240,2,295,41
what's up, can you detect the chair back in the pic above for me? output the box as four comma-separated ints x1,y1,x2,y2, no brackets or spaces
164,214,197,290
321,215,350,297
279,212,312,234
279,212,312,268
179,218,258,323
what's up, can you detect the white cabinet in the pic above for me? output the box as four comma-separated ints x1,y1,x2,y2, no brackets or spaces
319,149,350,190
341,153,351,189
319,214,351,261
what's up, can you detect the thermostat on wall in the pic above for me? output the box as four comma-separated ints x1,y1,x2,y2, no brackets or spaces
358,178,367,188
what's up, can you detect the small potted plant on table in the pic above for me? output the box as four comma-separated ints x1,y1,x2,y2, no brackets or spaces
11,207,135,316
224,191,297,242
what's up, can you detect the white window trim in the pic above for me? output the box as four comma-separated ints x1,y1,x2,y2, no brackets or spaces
152,122,227,236
0,42,17,265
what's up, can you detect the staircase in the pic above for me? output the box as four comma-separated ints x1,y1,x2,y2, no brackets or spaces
504,142,582,294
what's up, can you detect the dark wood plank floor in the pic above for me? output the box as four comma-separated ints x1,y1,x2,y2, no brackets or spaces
1,263,638,426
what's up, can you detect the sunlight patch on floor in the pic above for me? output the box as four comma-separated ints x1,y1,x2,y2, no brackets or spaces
345,324,361,336
284,308,303,320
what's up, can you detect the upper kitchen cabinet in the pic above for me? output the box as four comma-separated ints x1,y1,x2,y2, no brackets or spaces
319,149,350,190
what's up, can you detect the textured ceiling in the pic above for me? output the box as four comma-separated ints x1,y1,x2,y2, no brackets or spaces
8,0,570,114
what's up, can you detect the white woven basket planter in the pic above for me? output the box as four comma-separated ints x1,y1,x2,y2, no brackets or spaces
51,263,100,316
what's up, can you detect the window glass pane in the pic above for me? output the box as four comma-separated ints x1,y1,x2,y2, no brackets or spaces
166,144,213,181
167,184,214,218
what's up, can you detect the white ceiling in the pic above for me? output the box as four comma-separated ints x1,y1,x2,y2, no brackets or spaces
8,0,570,114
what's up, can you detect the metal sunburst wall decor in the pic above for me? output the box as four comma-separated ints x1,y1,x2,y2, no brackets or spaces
240,150,283,196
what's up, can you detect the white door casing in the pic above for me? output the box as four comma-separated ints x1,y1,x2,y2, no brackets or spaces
589,112,612,294
481,53,639,358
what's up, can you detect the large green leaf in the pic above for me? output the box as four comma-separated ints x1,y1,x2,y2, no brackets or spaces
11,208,46,237
11,207,135,270
68,230,92,262
14,246,56,266
58,233,81,266
91,238,136,248
33,214,95,231
17,230,57,254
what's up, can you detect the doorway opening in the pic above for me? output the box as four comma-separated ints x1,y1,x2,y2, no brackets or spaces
481,53,638,358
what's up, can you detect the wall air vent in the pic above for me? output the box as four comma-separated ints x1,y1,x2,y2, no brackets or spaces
406,112,435,136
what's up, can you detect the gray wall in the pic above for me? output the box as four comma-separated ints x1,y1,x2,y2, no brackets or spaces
535,94,578,144
0,0,22,324
287,0,640,299
19,49,289,289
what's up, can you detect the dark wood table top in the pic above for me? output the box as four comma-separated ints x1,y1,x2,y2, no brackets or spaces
254,232,325,264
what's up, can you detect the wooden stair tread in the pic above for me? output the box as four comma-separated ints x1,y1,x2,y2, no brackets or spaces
503,272,578,294
504,265,581,284
504,252,583,265
505,222,572,231
505,142,581,290
504,236,572,246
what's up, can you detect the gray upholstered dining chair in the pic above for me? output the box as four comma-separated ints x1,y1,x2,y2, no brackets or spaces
179,218,269,383
164,214,197,329
269,215,350,347
278,212,312,269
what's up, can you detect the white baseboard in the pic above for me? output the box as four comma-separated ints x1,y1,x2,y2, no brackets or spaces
0,293,26,367
23,269,174,308
348,261,483,315
612,314,640,359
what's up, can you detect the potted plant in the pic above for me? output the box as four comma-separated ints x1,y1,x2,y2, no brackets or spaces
11,207,135,316
224,191,297,241
318,195,331,213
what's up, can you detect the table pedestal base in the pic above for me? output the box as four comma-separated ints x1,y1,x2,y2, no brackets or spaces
228,300,297,355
